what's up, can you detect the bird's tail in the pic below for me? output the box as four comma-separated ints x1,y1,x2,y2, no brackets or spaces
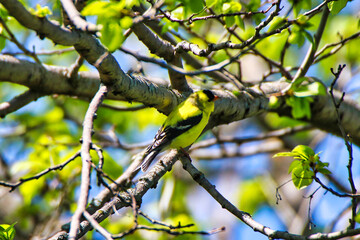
141,150,160,172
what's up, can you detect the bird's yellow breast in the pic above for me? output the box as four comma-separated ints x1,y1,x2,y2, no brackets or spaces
167,100,212,149
169,113,210,149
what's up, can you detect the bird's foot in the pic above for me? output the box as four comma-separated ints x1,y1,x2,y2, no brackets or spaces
180,148,192,161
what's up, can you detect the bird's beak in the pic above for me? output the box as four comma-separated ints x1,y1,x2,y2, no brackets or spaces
213,95,219,101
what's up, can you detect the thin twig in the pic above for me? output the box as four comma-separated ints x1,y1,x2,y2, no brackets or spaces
60,0,100,33
68,84,109,239
139,210,194,229
113,225,225,238
180,155,360,240
120,46,253,76
2,47,75,56
288,5,330,91
314,32,360,63
192,125,313,150
156,2,276,24
329,64,357,229
0,151,80,192
67,55,84,86
83,211,113,240
313,177,360,198
304,186,321,230
0,16,42,63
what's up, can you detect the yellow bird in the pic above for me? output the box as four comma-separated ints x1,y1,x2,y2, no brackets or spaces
141,90,218,171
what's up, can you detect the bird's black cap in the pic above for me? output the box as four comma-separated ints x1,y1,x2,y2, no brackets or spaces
203,89,216,102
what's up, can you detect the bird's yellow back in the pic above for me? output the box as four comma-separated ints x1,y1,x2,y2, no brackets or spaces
140,90,217,171
164,90,215,149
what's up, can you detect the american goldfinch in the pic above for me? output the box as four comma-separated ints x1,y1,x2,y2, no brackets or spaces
140,90,218,172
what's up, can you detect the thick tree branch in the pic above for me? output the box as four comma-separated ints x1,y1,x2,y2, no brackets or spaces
131,23,190,92
0,0,79,45
1,56,360,146
0,55,178,114
1,0,179,112
0,89,44,118
133,5,234,83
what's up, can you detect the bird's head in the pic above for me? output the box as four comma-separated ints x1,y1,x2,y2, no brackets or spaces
192,90,218,112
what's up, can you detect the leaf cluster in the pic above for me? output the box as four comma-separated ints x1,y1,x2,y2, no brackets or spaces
0,223,16,240
274,145,331,189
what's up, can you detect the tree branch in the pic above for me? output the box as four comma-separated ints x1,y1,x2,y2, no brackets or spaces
60,0,100,33
69,84,108,239
329,65,357,229
2,55,360,146
180,156,360,240
131,22,190,92
0,151,80,191
51,150,180,239
0,89,44,118
289,5,330,90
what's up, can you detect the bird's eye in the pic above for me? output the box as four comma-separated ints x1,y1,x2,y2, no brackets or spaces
203,90,215,102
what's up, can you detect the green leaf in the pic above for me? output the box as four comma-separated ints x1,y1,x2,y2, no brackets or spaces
238,179,266,214
274,145,330,189
291,76,307,90
273,152,296,158
288,30,305,47
100,19,124,52
288,160,302,174
225,16,235,27
222,2,242,28
328,0,348,15
292,0,311,17
189,0,204,13
205,0,218,8
274,145,315,162
268,16,286,32
161,18,179,34
0,223,16,240
294,82,327,97
0,37,6,51
303,30,314,44
120,16,133,29
317,168,332,175
29,4,52,18
19,178,46,205
171,6,184,20
101,155,123,179
292,166,314,189
0,6,9,19
222,3,231,12
82,2,111,16
235,16,245,30
286,96,312,119
82,1,125,17
296,15,309,26
247,0,261,11
355,212,360,224
230,2,242,12
292,145,315,159
268,95,281,109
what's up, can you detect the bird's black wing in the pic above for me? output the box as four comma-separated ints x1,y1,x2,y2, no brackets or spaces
148,113,203,152
141,113,203,171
